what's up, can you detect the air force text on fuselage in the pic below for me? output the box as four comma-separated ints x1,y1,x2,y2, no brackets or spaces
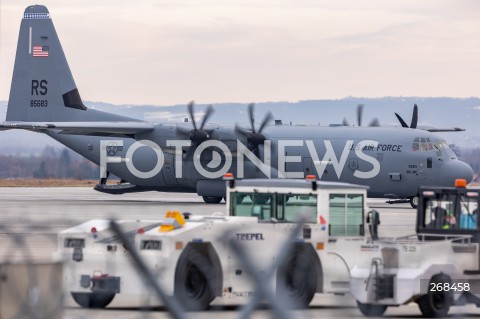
99,139,390,180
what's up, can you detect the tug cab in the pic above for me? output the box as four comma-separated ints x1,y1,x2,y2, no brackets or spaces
416,179,480,242
226,175,366,237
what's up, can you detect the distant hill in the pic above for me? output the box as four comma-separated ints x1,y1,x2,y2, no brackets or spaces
1,97,479,154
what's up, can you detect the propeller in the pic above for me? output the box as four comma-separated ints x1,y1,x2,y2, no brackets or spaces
343,104,380,127
176,101,214,144
395,104,418,129
235,103,273,155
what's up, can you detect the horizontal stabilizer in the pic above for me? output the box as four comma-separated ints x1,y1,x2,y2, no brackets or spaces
0,121,154,135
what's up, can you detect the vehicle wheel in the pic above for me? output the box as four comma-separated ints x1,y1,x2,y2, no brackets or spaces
202,196,222,204
277,246,317,308
175,248,215,310
71,292,115,308
356,300,387,317
410,196,419,209
417,274,452,318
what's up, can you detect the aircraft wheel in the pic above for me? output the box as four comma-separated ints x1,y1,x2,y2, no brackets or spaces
202,196,222,204
417,273,452,318
277,246,317,308
410,196,419,209
71,292,115,308
356,300,387,317
175,248,215,310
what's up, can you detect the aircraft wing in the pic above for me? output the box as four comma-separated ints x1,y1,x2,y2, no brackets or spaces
0,121,155,135
418,126,465,132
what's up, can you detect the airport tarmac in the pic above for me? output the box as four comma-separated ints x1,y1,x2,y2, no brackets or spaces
0,187,478,318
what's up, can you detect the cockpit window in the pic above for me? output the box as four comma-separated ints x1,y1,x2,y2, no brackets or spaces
412,137,434,153
433,140,457,160
412,137,456,159
442,142,457,159
434,144,442,157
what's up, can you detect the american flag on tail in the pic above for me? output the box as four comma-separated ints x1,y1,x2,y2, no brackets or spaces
33,45,49,57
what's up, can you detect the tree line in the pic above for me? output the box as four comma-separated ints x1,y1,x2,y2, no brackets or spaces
0,146,98,179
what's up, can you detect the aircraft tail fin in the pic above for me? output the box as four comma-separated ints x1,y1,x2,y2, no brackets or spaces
6,5,129,122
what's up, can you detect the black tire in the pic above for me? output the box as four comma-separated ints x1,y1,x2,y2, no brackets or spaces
202,196,222,204
356,300,387,317
417,274,452,318
71,292,115,309
175,248,215,310
277,246,317,308
410,196,419,209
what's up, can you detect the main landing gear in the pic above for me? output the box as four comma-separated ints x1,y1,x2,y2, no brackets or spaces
386,196,418,209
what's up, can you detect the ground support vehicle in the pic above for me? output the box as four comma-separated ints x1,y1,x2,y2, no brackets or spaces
57,177,371,309
350,181,480,317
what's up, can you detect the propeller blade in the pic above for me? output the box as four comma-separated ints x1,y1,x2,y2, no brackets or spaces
368,118,380,127
395,113,409,128
199,105,214,130
258,111,273,133
187,101,197,130
410,104,418,129
248,103,256,133
342,118,350,126
237,104,273,153
357,104,364,127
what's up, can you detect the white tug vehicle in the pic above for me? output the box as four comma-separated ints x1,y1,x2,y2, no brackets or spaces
351,179,480,317
57,175,370,310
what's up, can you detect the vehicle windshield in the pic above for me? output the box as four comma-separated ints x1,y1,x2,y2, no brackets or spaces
230,192,317,223
423,192,479,230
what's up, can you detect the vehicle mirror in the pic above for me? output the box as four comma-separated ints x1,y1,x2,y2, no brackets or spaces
366,210,380,240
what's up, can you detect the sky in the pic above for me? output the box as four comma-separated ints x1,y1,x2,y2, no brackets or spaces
0,0,479,106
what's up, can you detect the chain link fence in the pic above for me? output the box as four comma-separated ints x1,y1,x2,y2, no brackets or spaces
0,216,360,319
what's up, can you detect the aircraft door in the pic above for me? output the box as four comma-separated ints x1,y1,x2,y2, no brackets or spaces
424,156,434,183
162,153,178,186
417,157,434,184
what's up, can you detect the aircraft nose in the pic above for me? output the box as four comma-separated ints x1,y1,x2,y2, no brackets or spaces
437,160,474,186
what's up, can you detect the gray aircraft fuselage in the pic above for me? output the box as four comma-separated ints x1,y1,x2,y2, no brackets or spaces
48,123,473,199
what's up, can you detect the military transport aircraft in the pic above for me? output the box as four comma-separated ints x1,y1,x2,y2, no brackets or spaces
0,5,473,207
